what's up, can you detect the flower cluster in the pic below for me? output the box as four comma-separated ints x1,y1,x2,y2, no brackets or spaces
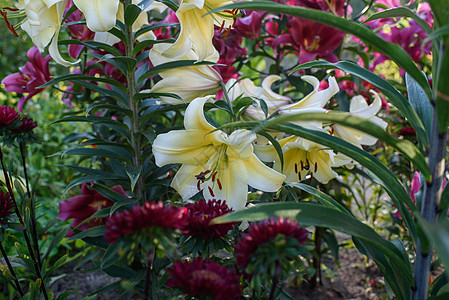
104,201,188,243
234,217,309,272
167,257,242,300
0,191,14,225
184,199,236,240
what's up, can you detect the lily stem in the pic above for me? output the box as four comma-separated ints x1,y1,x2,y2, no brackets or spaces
124,0,145,203
412,112,447,300
219,80,236,123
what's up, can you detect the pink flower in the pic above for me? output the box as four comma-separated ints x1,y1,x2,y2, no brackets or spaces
1,47,51,112
13,117,37,133
213,29,247,62
167,257,242,300
64,0,95,59
290,17,345,64
234,217,308,272
183,199,236,240
104,201,188,243
394,172,421,218
0,106,20,127
0,191,14,225
234,11,267,40
57,183,127,237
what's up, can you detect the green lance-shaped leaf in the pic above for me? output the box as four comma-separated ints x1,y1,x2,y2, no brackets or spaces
136,60,217,86
213,202,413,285
363,7,433,34
418,217,449,278
219,120,417,243
292,60,430,150
289,182,351,214
211,1,430,95
59,39,123,56
406,72,433,140
124,4,142,29
39,73,127,91
263,111,431,180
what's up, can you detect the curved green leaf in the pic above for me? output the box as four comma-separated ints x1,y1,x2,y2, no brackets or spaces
262,111,430,180
363,7,433,34
289,183,351,214
137,60,217,86
40,74,127,91
292,60,430,149
213,202,413,284
405,73,433,140
212,1,430,95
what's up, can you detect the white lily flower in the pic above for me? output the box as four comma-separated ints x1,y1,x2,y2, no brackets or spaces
19,0,77,66
255,136,351,184
227,75,291,120
73,0,120,32
94,0,156,45
152,96,286,210
145,43,222,104
162,0,236,61
279,76,339,131
333,90,387,148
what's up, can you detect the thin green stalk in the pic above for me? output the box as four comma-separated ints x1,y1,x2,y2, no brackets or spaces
0,241,24,296
219,80,236,122
19,142,42,270
144,249,154,300
124,0,145,203
412,113,447,300
0,147,49,300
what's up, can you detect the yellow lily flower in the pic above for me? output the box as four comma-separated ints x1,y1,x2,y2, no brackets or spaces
19,0,76,66
162,0,237,61
152,96,286,210
227,75,291,120
145,43,222,104
256,136,350,184
73,0,120,32
333,90,387,148
93,0,156,45
279,75,339,131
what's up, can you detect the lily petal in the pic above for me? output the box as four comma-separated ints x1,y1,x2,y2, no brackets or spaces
245,155,286,192
73,0,120,32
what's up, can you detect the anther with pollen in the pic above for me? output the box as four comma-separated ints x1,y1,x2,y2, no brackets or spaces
195,170,211,191
208,186,215,197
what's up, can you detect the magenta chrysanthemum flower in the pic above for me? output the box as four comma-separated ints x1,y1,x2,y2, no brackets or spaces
184,199,236,240
0,106,20,127
0,191,14,225
167,257,242,300
104,201,188,243
234,217,309,270
13,117,37,133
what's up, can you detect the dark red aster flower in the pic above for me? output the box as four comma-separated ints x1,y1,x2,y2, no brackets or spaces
13,117,37,133
0,191,14,225
0,106,20,127
104,201,188,243
167,257,242,300
234,217,309,271
58,183,127,237
184,199,236,240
